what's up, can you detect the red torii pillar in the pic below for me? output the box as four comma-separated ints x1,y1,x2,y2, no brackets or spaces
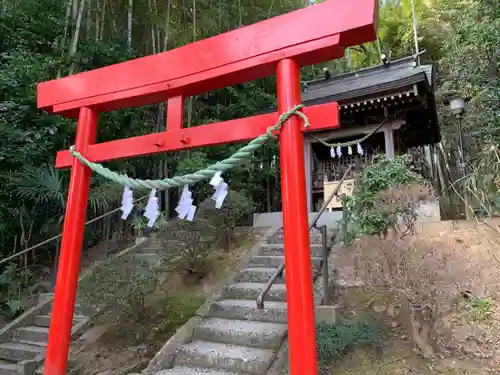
37,1,377,374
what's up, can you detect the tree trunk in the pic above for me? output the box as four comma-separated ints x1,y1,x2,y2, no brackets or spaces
56,0,74,78
163,0,172,50
192,0,196,40
238,0,242,26
409,305,435,358
218,0,222,32
95,0,100,41
72,0,79,22
99,0,106,41
68,0,86,75
152,0,160,52
127,0,133,49
85,0,91,40
148,0,156,54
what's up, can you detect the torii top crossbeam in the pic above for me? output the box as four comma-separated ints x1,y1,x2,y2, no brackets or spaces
38,0,377,116
37,1,377,375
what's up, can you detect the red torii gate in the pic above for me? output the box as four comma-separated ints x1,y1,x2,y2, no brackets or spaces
37,1,377,374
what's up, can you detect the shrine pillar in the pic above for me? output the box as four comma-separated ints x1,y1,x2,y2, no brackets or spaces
383,122,396,159
303,136,313,212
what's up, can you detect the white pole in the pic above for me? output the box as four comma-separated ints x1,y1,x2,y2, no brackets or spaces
410,0,420,64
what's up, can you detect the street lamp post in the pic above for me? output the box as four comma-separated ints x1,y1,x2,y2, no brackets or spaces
448,95,473,220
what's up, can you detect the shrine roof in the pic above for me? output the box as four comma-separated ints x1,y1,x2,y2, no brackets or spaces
302,57,434,106
301,56,441,148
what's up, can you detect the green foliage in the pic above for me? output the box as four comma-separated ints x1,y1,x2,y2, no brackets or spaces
0,264,33,319
316,320,382,370
438,0,500,144
77,254,160,322
341,155,423,244
131,215,148,237
161,219,217,276
457,143,500,217
464,298,494,323
198,190,252,251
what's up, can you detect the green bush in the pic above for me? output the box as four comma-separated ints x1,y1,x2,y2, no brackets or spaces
161,219,217,277
316,319,382,369
198,190,252,251
340,154,424,244
283,319,382,374
77,254,160,322
0,264,33,319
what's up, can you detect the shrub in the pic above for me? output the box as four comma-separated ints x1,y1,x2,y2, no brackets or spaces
354,234,477,358
160,218,217,277
198,190,252,251
316,319,382,369
0,264,33,319
340,154,426,244
374,182,433,236
282,319,381,374
77,254,160,323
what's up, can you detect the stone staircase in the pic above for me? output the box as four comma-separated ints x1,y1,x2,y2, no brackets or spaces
155,228,325,375
0,231,168,375
0,298,88,375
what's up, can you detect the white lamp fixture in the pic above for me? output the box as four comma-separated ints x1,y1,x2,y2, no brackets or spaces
449,96,466,115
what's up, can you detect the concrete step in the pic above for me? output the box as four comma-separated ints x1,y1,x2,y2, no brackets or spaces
34,314,84,327
156,366,242,375
235,267,319,284
335,278,365,288
235,268,284,284
0,342,42,362
14,326,49,343
135,253,163,266
258,243,323,257
41,301,85,315
0,360,16,375
15,340,46,348
193,318,287,349
224,283,287,302
208,299,287,322
250,255,321,269
175,340,275,375
267,232,322,244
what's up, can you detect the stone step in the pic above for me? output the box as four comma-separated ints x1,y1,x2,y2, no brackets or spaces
41,302,85,316
250,255,321,269
0,360,16,375
14,326,49,343
258,244,323,257
224,283,287,302
175,340,275,375
0,342,42,362
156,366,242,375
208,299,287,323
135,253,163,266
193,318,287,349
335,278,365,288
15,340,46,348
267,232,323,245
235,268,284,284
34,314,84,327
235,267,319,284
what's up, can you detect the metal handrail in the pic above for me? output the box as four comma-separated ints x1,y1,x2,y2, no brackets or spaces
256,165,353,309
